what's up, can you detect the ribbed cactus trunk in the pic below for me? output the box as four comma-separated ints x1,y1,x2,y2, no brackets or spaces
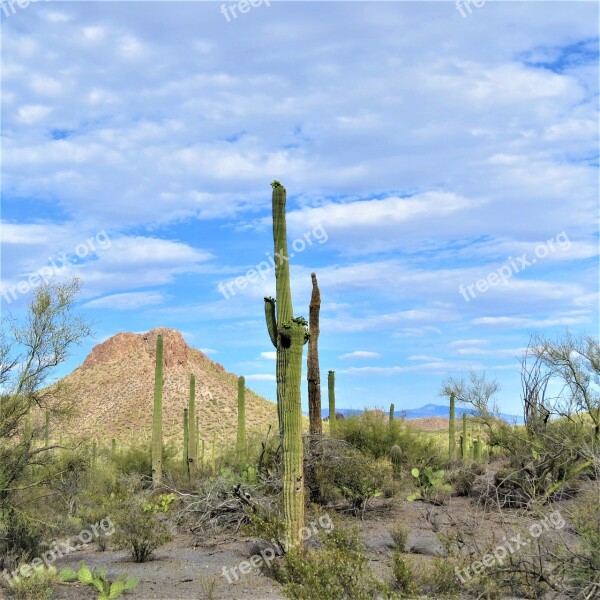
152,334,164,486
183,408,190,480
307,273,322,437
328,370,336,437
188,374,197,469
449,392,456,461
281,319,306,550
263,181,307,550
196,417,200,466
389,403,395,423
201,438,205,467
461,413,468,462
237,376,246,458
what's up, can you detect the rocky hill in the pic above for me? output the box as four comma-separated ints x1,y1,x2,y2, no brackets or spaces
60,327,279,448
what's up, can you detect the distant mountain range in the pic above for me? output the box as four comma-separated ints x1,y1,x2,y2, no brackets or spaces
321,403,524,424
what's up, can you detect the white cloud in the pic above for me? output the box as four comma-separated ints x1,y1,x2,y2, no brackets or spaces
260,351,277,360
84,291,166,310
340,351,381,360
245,374,276,382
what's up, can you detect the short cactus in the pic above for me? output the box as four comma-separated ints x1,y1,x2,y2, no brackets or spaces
389,403,395,423
390,444,402,478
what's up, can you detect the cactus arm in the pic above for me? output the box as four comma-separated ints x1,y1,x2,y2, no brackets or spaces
264,297,277,347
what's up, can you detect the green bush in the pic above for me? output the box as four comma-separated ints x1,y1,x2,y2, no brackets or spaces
407,467,451,505
4,566,57,600
315,450,392,517
337,411,441,469
272,527,392,600
111,492,172,562
390,551,416,595
388,520,408,551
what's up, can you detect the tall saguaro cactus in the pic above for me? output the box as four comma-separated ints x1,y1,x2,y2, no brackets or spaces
152,334,164,486
389,403,395,423
449,392,456,461
263,181,308,550
188,374,197,468
183,408,190,480
237,376,246,457
328,370,336,437
307,273,322,437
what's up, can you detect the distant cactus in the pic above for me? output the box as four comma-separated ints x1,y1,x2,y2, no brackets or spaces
461,413,468,462
237,376,246,458
188,374,197,468
389,403,395,423
307,273,322,437
152,334,164,486
328,370,336,437
472,439,481,462
449,392,456,461
183,408,190,480
390,444,402,478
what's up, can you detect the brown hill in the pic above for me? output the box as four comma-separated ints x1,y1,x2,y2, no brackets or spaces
61,327,278,449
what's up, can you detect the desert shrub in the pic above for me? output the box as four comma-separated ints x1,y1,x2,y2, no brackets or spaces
0,511,47,571
337,411,441,469
111,490,173,562
4,566,57,600
390,551,416,595
272,527,392,600
429,558,459,595
448,469,477,496
112,442,178,478
315,450,392,516
388,520,408,551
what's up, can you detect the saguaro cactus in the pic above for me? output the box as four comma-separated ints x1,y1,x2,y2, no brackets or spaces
188,374,197,468
237,376,246,457
263,181,308,550
196,417,200,465
183,408,190,479
307,273,322,437
328,370,336,437
390,444,402,479
449,392,456,461
389,403,395,423
461,413,468,462
152,334,164,486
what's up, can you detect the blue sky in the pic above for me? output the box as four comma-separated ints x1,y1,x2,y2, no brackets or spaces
1,1,598,415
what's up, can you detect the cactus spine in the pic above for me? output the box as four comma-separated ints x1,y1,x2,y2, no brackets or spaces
188,374,197,468
328,370,336,437
183,408,190,479
151,334,164,486
237,376,246,458
449,392,456,461
263,181,307,549
307,273,322,437
389,403,395,423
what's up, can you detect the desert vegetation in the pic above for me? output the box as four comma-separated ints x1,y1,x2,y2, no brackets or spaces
0,183,598,600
